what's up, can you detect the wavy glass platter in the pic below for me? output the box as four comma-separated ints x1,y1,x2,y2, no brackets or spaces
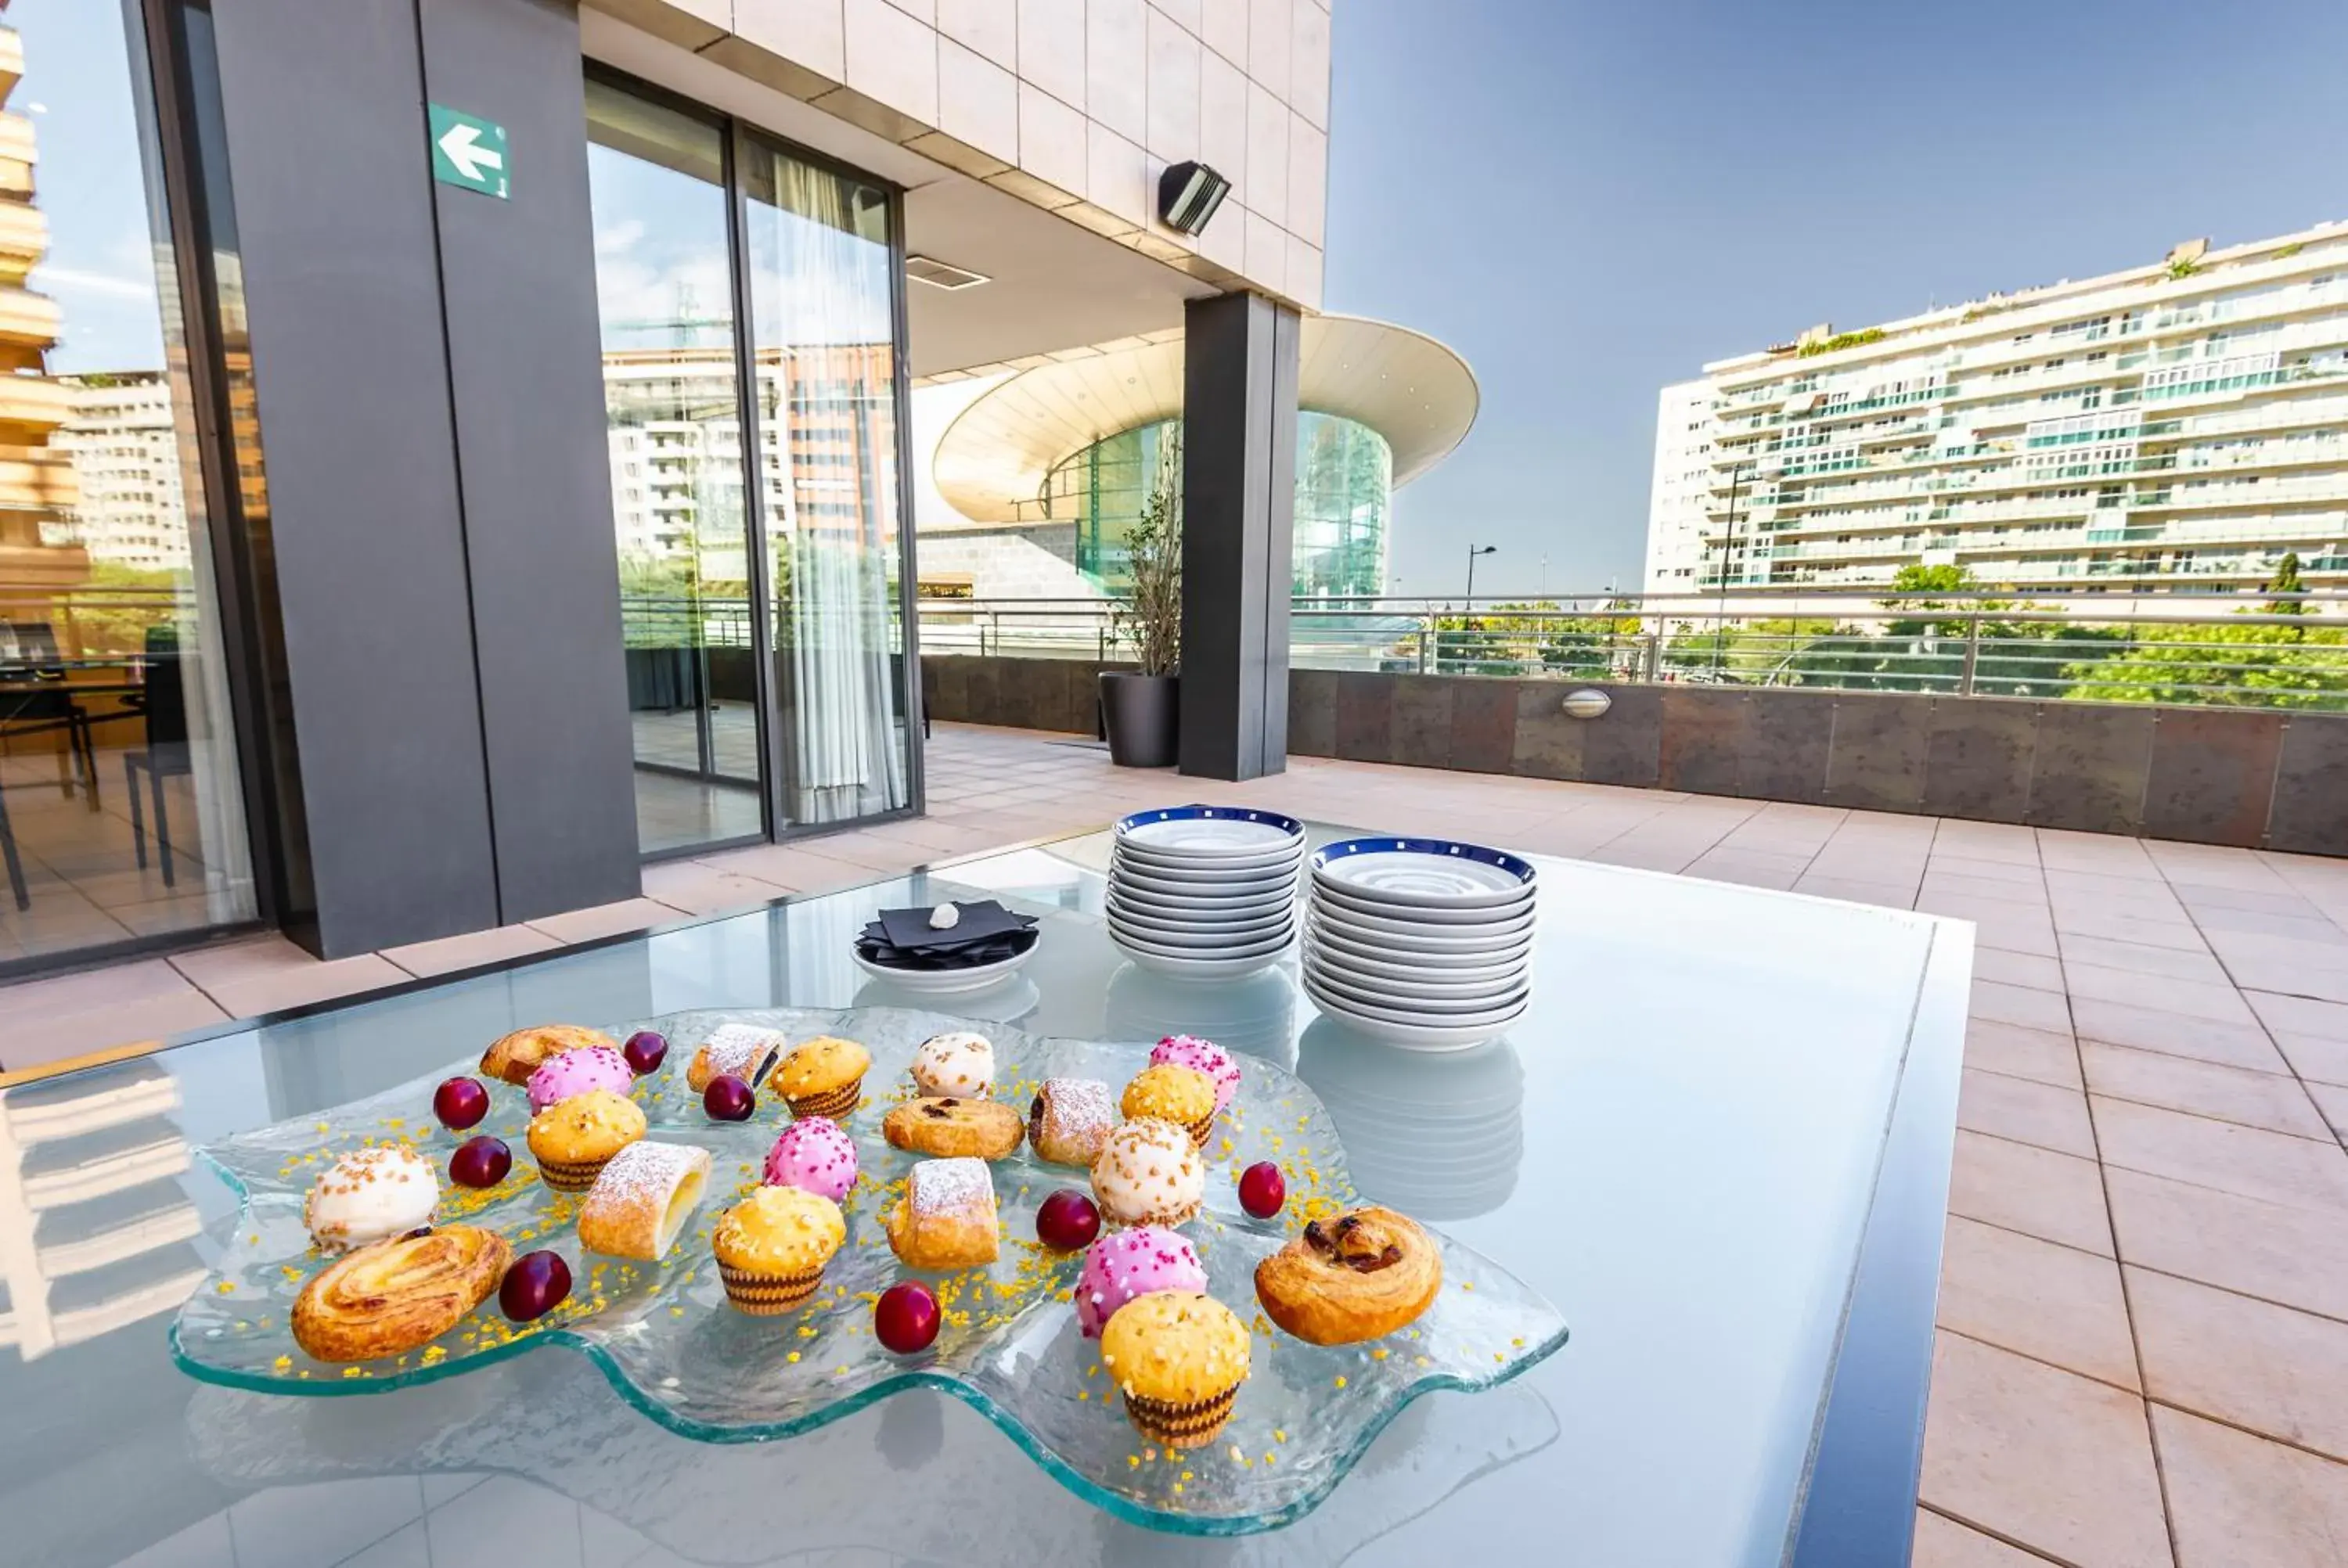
171,1007,1568,1535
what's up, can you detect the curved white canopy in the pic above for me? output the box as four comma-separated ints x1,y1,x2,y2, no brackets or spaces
932,315,1478,524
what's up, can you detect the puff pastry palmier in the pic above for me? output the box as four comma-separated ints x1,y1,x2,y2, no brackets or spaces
1252,1206,1442,1346
290,1225,511,1363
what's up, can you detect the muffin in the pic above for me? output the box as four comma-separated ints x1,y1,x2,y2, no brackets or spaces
776,1036,871,1120
1150,1034,1242,1117
302,1146,438,1253
1089,1118,1205,1227
525,1088,646,1192
886,1156,1001,1270
762,1117,859,1201
1028,1077,1116,1167
910,1030,994,1098
713,1185,846,1315
480,1023,615,1087
1120,1064,1219,1149
1254,1206,1443,1345
525,1044,634,1114
1076,1225,1207,1339
1099,1291,1251,1450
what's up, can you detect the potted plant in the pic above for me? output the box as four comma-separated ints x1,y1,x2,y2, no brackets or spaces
1101,430,1181,767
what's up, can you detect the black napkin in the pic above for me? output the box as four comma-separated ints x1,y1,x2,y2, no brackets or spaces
873,899,1033,953
856,926,1038,972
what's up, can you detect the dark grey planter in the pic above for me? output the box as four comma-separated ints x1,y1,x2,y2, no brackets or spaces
1100,671,1179,768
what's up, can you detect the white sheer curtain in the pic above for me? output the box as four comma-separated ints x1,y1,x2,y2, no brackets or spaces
749,154,909,826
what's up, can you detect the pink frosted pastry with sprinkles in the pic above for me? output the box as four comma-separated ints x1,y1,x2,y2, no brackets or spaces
524,1044,635,1114
1151,1034,1241,1117
1075,1225,1208,1338
762,1116,859,1202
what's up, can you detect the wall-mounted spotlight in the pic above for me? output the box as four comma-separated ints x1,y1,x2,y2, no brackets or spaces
1158,160,1231,236
1561,689,1613,721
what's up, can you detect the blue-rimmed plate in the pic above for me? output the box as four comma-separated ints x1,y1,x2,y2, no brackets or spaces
1310,837,1538,909
1115,805,1304,857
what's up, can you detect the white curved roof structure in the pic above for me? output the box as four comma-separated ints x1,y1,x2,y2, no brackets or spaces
932,315,1478,524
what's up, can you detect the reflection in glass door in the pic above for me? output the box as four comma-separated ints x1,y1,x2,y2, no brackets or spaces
741,141,913,829
585,80,765,855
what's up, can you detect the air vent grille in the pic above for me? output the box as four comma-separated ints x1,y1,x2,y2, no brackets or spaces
906,255,990,290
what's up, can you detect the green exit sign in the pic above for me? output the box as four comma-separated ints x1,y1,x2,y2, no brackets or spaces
428,103,508,199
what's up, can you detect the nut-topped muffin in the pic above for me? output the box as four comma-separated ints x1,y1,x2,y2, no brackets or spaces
776,1036,871,1120
525,1088,646,1192
1119,1063,1219,1149
1099,1290,1252,1449
1089,1117,1205,1227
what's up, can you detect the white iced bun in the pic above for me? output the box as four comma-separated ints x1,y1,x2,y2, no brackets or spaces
1088,1118,1205,1227
910,1030,994,1099
302,1145,439,1253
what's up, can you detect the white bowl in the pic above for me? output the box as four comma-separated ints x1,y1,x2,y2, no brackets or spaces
1309,898,1537,948
1106,879,1296,922
1114,836,1304,874
1303,940,1530,997
1108,918,1292,960
1302,976,1531,1052
1305,916,1536,971
1111,858,1302,897
1115,937,1296,980
1115,807,1304,857
1109,908,1291,949
1304,958,1530,1017
1309,877,1536,927
1310,840,1537,909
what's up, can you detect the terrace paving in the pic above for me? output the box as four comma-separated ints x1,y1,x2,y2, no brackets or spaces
7,720,2348,1565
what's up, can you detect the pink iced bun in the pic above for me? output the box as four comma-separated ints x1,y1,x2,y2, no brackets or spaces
1075,1225,1207,1338
762,1116,858,1201
1151,1034,1241,1117
525,1045,634,1114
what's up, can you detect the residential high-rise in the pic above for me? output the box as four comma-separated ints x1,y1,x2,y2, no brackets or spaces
1648,220,2348,595
53,374,193,573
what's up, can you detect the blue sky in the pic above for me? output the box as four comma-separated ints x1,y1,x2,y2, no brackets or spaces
1324,0,2348,598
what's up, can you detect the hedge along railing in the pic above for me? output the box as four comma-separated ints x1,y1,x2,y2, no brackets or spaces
913,590,2348,712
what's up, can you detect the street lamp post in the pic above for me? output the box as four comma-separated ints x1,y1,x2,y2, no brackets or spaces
1709,462,1754,678
1465,543,1497,603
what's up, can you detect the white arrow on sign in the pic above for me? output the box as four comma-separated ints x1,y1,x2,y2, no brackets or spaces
438,121,503,184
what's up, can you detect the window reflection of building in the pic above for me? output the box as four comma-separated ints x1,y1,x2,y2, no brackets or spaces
55,376,193,572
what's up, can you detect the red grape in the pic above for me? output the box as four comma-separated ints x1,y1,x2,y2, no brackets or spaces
874,1280,940,1354
1035,1189,1100,1252
1238,1161,1286,1219
500,1250,572,1322
432,1076,489,1131
449,1135,512,1189
622,1030,668,1076
704,1074,755,1121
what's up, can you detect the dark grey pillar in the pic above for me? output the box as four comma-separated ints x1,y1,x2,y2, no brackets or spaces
420,0,639,922
1179,292,1298,782
208,0,639,955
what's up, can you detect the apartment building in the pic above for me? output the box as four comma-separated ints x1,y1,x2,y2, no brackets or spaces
52,376,193,574
1647,220,2348,595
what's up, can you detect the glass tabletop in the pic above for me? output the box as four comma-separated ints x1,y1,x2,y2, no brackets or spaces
0,822,1968,1568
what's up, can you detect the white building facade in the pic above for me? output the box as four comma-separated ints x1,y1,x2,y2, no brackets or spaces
1648,221,2348,595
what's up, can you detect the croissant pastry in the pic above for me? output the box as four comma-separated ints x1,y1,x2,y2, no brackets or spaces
291,1225,511,1363
1253,1206,1442,1346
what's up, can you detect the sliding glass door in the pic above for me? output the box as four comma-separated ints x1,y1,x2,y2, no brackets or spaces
741,142,913,829
584,73,916,856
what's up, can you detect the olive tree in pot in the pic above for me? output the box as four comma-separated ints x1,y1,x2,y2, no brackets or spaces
1101,432,1181,767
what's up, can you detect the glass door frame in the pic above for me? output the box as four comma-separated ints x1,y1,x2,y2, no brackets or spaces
589,63,925,865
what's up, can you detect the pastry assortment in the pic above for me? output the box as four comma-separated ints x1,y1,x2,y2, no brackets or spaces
260,1007,1486,1508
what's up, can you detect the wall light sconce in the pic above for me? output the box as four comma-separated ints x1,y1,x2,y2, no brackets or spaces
1158,161,1231,236
1562,689,1612,720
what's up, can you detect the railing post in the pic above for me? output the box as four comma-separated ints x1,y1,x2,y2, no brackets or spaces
1417,624,1431,674
1958,614,1981,696
1642,631,1662,683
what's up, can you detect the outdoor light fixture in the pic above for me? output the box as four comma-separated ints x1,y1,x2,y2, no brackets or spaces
1158,161,1231,236
1562,689,1612,721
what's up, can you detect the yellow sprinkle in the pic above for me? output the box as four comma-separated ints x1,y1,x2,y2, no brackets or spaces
1333,1375,1346,1389
1172,1483,1183,1495
1128,1455,1140,1469
1461,1282,1474,1291
1273,1428,1287,1443
214,1282,234,1296
1496,1351,1506,1363
272,1355,292,1371
340,1366,364,1379
1263,1451,1277,1466
1078,1390,1089,1401
1370,1348,1388,1361
787,1351,800,1363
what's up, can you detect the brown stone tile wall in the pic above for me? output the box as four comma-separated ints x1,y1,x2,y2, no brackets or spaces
924,657,2346,854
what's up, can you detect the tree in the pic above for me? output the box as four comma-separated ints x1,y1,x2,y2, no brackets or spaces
2065,620,2348,709
2264,552,2308,616
1109,430,1181,675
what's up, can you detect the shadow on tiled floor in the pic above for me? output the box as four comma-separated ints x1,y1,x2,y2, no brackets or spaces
9,720,2348,1563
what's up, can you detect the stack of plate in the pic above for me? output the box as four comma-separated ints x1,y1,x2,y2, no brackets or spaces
1106,806,1303,979
1302,836,1537,1050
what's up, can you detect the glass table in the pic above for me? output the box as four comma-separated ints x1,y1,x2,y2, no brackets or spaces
0,822,1969,1567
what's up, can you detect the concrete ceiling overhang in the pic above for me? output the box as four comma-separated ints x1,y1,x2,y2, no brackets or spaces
931,315,1479,523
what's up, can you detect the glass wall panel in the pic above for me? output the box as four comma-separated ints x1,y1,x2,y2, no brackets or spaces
741,141,912,828
0,0,257,969
585,80,765,854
